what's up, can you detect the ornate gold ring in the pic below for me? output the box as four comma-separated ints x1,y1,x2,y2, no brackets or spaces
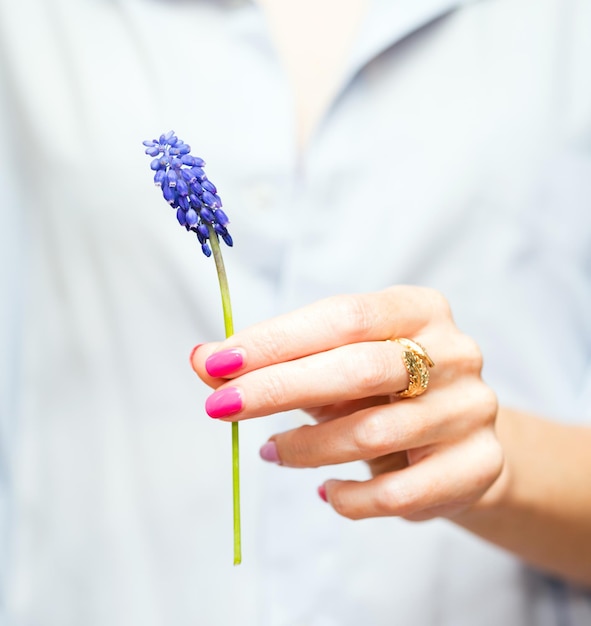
390,338,435,399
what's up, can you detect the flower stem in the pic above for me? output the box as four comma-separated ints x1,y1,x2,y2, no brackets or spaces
208,225,241,566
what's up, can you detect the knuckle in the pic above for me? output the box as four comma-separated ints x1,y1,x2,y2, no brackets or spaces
452,333,484,374
474,432,505,491
478,386,499,423
331,294,375,342
251,326,291,363
466,338,484,373
352,413,392,458
285,424,316,467
423,287,453,320
467,383,498,427
459,384,498,432
350,349,391,395
258,373,288,409
373,479,413,517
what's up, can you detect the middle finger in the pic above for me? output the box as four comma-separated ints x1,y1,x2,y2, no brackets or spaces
205,339,412,420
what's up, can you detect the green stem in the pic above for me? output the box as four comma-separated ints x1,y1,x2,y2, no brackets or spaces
208,225,241,566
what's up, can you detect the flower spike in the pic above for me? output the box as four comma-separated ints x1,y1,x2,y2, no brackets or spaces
144,131,232,256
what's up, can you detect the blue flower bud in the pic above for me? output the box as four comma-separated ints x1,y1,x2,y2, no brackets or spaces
154,170,166,186
202,191,217,207
222,233,233,247
200,207,215,223
166,170,178,187
185,208,198,226
176,208,186,226
215,209,229,225
163,185,176,204
197,223,209,238
190,181,203,195
202,180,217,194
176,179,189,196
150,158,164,171
181,169,194,183
191,167,206,181
201,243,212,257
145,146,160,156
178,195,190,210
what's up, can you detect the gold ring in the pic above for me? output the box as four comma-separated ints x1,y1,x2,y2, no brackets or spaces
391,338,435,398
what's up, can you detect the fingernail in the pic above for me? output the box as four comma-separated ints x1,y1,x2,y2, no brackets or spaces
259,441,280,464
206,387,243,419
189,344,204,365
317,484,328,503
205,349,244,377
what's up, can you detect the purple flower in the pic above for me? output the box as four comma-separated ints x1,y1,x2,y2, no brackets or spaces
143,131,232,255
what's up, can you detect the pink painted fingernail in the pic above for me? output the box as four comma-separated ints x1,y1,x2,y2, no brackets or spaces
189,344,204,365
205,349,244,377
259,441,280,464
205,387,243,419
317,484,328,503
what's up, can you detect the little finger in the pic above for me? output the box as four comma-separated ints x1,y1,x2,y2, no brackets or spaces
320,429,504,520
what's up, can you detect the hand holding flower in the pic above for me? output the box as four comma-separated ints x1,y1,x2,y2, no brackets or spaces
191,285,504,522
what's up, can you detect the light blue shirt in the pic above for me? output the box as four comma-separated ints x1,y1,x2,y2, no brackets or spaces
0,0,590,624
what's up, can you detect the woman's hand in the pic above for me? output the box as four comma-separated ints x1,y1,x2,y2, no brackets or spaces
191,286,503,522
192,288,591,586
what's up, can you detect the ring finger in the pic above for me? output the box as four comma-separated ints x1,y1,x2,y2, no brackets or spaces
263,383,490,467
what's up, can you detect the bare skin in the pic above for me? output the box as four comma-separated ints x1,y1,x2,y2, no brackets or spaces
256,0,369,151
191,286,591,588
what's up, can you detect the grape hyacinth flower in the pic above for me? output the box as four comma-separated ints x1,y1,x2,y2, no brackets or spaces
143,131,232,257
144,131,242,565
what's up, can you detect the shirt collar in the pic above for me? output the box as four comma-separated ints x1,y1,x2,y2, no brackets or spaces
343,0,482,93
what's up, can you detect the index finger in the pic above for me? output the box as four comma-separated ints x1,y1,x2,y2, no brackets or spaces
191,286,445,381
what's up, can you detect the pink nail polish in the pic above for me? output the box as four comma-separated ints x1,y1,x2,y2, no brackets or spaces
205,349,244,377
317,484,328,503
259,441,280,464
206,387,243,418
189,344,204,365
